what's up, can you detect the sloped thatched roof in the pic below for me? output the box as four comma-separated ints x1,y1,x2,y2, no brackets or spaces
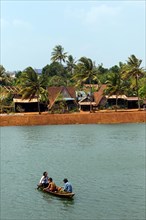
93,84,107,105
0,86,20,94
48,86,76,109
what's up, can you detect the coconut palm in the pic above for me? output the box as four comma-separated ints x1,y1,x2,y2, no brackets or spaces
122,55,145,109
0,65,13,86
66,55,76,75
20,67,48,114
0,86,14,113
0,65,6,83
105,69,126,111
138,74,146,99
73,57,99,112
51,45,67,64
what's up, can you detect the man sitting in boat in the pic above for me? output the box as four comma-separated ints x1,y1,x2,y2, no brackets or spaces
37,171,49,188
43,177,57,192
63,178,73,193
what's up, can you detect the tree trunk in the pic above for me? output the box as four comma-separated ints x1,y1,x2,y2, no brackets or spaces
37,95,41,114
37,101,41,114
115,95,118,112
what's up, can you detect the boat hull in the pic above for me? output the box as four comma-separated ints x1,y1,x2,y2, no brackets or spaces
37,187,75,198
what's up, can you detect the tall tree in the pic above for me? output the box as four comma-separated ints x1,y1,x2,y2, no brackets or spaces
20,67,48,114
66,55,76,75
97,63,109,84
0,65,13,86
42,62,66,78
138,72,146,99
48,75,66,87
105,68,126,111
73,57,99,112
51,45,67,64
122,55,145,109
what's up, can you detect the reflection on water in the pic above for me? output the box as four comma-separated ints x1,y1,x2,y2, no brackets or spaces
1,124,145,220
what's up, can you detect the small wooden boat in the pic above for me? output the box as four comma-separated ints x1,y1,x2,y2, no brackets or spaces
37,186,75,198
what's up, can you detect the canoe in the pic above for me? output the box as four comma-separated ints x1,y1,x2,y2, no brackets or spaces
37,186,75,198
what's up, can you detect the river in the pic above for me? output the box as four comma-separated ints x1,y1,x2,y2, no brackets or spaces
1,124,145,220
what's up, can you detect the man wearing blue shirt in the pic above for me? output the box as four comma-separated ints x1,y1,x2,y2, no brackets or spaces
63,178,73,193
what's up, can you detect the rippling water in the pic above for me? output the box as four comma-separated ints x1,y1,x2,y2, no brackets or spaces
1,124,145,220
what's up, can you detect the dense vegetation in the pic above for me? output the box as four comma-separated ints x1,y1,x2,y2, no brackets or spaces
0,45,146,113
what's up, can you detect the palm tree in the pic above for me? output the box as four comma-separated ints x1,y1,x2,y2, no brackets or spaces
0,86,14,113
73,57,99,112
0,65,6,84
122,55,145,110
20,67,48,114
105,68,126,111
66,55,76,75
51,45,67,64
138,74,146,99
0,65,13,86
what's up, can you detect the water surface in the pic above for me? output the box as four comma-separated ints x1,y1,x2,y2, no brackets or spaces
1,124,145,220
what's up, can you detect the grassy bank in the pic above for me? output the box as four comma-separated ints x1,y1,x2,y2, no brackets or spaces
0,110,146,126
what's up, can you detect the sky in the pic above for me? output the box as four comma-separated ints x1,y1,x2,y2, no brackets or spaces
1,0,145,72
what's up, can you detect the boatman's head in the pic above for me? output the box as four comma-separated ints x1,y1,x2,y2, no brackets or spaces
63,178,68,183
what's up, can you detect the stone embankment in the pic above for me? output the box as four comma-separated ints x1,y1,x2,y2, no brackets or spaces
0,111,145,126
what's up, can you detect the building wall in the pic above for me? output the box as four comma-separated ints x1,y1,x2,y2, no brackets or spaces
0,111,145,126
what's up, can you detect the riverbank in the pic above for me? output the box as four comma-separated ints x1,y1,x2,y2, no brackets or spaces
0,110,146,126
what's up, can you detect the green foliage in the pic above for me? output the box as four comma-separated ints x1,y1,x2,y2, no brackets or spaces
19,67,48,114
48,76,66,87
72,57,100,112
105,71,125,96
73,57,99,87
0,91,14,113
51,45,67,64
97,64,109,84
109,65,120,73
139,75,146,99
105,62,128,111
0,65,14,86
15,71,23,78
66,55,77,75
42,62,66,78
0,65,5,76
1,51,146,113
42,62,69,86
50,100,67,114
122,54,145,109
